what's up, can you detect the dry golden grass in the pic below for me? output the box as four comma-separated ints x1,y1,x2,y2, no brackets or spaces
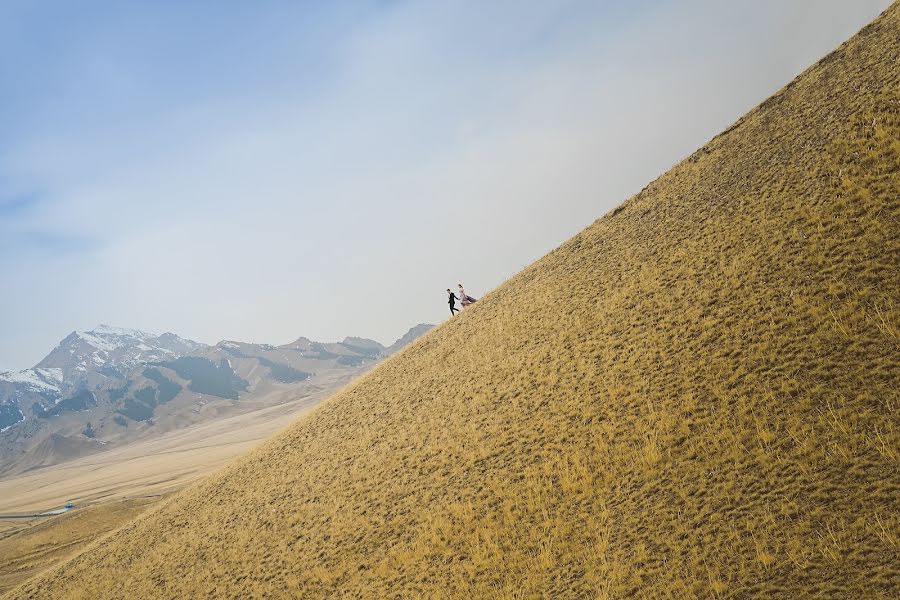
8,5,900,599
0,499,160,596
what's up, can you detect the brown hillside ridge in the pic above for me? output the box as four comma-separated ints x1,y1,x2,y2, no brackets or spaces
10,5,899,600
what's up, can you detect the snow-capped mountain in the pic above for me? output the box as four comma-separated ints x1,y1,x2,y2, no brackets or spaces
0,323,434,473
0,325,206,433
36,325,208,381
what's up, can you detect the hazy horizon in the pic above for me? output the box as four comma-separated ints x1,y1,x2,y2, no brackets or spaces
0,0,891,371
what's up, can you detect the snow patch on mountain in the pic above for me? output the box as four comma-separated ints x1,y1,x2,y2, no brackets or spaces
36,368,63,384
91,324,153,337
0,368,64,392
76,331,122,352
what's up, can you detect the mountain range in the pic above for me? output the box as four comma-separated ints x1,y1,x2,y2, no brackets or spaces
0,323,432,475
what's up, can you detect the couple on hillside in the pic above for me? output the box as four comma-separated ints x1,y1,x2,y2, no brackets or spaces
447,283,476,316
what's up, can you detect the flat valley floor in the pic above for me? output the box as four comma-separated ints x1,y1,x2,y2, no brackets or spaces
0,371,356,594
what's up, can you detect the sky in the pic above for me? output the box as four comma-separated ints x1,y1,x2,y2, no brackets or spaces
0,0,892,371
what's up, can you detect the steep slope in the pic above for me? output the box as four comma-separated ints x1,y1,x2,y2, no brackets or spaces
11,7,900,599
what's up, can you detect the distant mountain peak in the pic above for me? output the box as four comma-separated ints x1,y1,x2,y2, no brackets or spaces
89,324,153,337
75,331,125,353
388,323,434,354
36,326,208,376
341,337,385,351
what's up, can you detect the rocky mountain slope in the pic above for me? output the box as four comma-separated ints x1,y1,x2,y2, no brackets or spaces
1,326,207,431
35,325,206,382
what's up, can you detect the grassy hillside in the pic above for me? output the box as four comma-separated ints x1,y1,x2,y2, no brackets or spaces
0,499,158,596
10,6,899,599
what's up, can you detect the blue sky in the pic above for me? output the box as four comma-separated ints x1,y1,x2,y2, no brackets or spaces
0,0,891,370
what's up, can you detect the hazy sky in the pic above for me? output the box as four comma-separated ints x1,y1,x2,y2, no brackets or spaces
0,0,891,370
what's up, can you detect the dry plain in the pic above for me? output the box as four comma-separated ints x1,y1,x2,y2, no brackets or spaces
0,499,158,595
0,372,356,515
0,369,362,593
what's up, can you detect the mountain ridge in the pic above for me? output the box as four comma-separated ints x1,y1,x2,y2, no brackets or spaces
0,323,433,475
